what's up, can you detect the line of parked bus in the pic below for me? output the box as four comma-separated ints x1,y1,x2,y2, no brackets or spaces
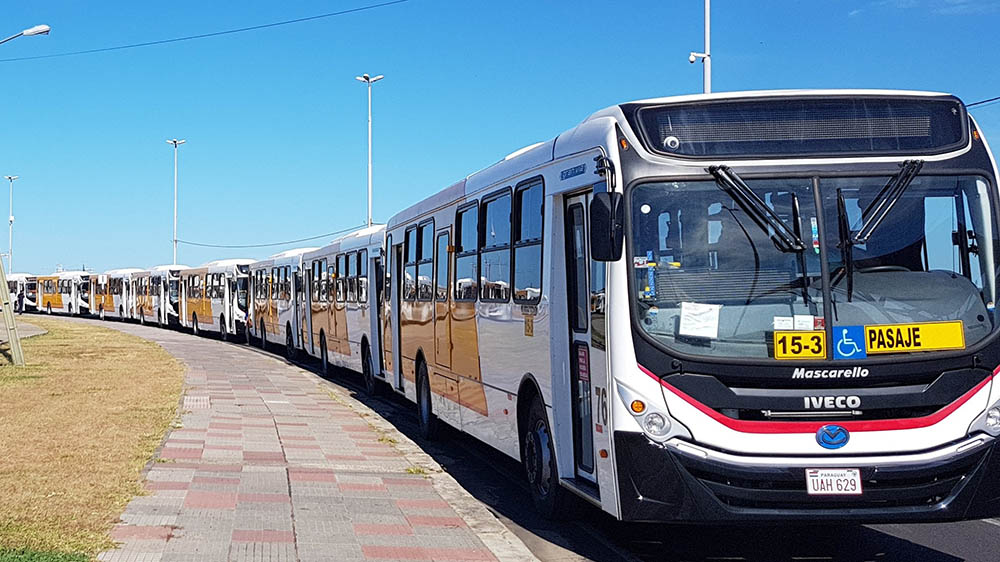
19,90,1000,525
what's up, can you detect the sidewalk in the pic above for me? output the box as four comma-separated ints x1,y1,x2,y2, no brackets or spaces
89,320,536,562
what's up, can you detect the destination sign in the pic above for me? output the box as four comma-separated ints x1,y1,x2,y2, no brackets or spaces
774,330,826,360
864,321,965,355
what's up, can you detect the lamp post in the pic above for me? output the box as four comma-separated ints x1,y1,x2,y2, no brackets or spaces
166,139,186,265
5,175,16,272
0,24,50,46
355,73,384,227
688,0,711,93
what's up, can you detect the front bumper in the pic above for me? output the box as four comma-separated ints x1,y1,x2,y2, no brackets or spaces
614,431,1000,522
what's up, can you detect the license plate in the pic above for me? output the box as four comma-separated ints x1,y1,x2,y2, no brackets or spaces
805,468,862,495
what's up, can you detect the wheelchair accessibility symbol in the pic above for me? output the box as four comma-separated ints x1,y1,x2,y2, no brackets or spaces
834,326,867,360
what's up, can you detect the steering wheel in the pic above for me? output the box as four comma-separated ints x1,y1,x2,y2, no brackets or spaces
857,265,911,273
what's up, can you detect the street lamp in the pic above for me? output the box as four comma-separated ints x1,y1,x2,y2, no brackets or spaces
5,175,17,272
355,73,384,227
688,0,711,93
166,139,186,265
0,24,50,46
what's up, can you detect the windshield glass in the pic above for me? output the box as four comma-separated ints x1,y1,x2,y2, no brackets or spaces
237,277,248,310
630,175,998,360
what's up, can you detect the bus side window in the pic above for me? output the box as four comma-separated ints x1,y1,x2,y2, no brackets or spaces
513,178,543,304
404,227,418,301
359,249,369,303
454,203,479,301
480,189,512,302
435,232,450,301
417,222,434,301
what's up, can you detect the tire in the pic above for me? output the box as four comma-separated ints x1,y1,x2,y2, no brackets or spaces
320,336,330,376
285,325,296,361
99,307,105,321
259,321,267,350
192,314,199,336
46,303,52,315
522,397,572,519
362,343,379,396
416,361,438,440
119,306,124,320
139,309,145,325
219,316,228,342
245,321,253,346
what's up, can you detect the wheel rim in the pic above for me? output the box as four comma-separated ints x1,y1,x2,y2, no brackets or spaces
524,419,552,496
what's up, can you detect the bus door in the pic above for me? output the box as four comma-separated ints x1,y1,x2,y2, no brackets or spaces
434,229,452,369
392,242,404,390
564,192,597,483
373,252,386,374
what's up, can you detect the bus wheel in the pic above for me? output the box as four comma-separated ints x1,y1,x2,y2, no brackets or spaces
139,309,145,325
320,336,330,376
416,361,438,440
259,321,267,350
245,322,252,346
523,398,571,518
46,303,52,315
362,344,379,396
192,315,199,336
219,316,227,342
99,307,105,321
285,326,296,361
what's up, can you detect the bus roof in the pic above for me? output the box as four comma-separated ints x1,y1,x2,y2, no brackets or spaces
303,225,386,261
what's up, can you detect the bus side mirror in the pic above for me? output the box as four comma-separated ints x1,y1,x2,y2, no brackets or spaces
590,191,624,262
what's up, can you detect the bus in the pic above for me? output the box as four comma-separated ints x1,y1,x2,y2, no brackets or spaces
381,90,1000,522
248,247,316,357
179,259,253,340
301,225,385,391
93,268,144,320
140,264,191,326
8,273,37,312
38,271,91,315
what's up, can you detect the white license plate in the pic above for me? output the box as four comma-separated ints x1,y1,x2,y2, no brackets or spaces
805,468,863,495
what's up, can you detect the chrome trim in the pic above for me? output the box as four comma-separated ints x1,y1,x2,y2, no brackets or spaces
665,434,993,467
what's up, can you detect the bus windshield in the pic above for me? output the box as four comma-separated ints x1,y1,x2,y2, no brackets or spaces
630,174,998,360
236,277,248,310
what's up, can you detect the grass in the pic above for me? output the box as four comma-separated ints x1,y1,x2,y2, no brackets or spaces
0,318,184,558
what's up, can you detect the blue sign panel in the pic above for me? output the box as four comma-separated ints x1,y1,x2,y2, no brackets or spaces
833,325,867,360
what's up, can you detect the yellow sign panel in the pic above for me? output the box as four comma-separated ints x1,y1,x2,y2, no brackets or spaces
774,330,827,360
864,321,965,354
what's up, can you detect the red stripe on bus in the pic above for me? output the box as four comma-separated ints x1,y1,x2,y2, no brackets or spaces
637,363,995,434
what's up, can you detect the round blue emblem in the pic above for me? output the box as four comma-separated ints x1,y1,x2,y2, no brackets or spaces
816,425,850,449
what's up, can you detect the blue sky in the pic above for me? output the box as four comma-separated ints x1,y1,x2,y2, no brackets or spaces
4,0,1000,274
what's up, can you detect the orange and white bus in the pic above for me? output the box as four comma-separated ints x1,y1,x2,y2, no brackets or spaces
139,264,191,326
248,248,316,356
179,259,253,340
301,225,385,390
38,270,91,315
8,273,37,312
92,268,144,320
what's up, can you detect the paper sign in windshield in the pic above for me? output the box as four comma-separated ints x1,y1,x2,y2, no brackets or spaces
864,321,965,354
678,302,721,339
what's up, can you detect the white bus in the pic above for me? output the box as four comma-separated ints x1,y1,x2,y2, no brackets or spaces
381,90,1000,523
92,268,144,320
38,270,91,315
8,273,37,312
248,247,316,357
301,225,385,392
179,259,253,340
141,264,191,326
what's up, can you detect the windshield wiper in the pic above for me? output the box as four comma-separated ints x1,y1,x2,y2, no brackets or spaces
852,159,924,244
708,166,806,253
834,159,923,302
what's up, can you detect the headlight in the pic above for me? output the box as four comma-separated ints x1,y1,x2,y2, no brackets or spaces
987,407,1000,431
643,412,671,437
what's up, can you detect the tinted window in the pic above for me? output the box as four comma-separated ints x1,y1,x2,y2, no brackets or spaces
457,204,478,253
482,193,511,249
515,181,543,242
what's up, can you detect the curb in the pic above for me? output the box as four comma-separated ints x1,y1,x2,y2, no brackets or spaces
315,377,541,562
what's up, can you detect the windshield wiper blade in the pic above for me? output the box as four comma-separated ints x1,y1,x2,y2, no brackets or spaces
852,159,924,245
708,166,806,253
836,189,855,302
